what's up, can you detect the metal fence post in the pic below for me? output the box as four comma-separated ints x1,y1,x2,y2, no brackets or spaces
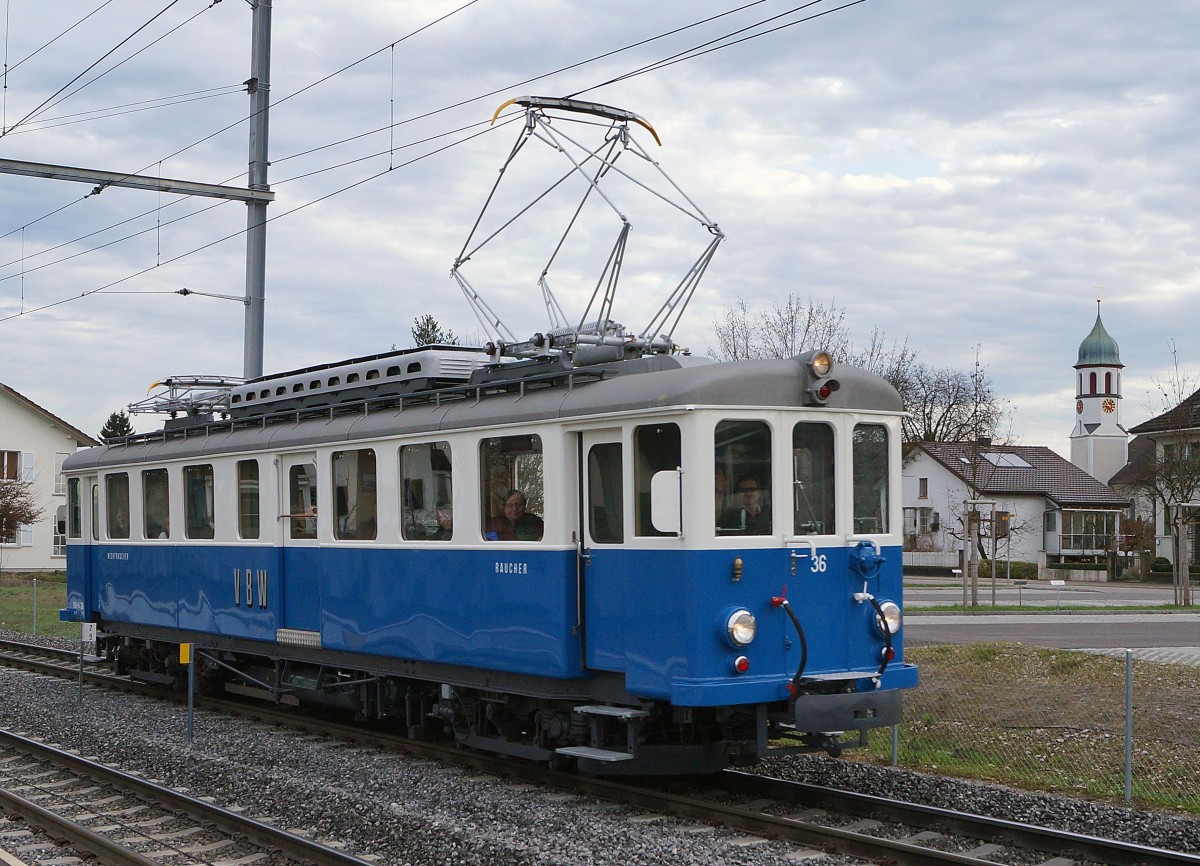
1124,649,1133,803
32,578,38,635
891,724,899,766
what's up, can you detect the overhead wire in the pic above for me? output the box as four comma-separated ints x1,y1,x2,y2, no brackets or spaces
2,85,244,136
0,0,191,139
1,0,869,319
2,0,113,77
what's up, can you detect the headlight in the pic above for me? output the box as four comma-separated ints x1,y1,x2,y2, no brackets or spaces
809,351,833,377
874,601,902,637
726,609,757,646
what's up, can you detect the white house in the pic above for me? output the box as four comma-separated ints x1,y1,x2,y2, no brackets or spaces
0,383,99,572
902,440,1128,579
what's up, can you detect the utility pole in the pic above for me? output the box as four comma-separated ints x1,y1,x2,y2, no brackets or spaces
244,0,273,380
0,4,274,379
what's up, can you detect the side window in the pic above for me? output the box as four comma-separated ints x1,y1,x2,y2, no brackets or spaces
401,442,453,541
106,473,130,539
237,460,260,539
289,462,318,540
634,423,680,537
793,422,834,535
480,435,543,541
333,448,377,540
143,468,170,539
68,478,82,538
91,484,99,541
184,464,215,539
587,443,623,544
852,423,889,534
715,420,772,536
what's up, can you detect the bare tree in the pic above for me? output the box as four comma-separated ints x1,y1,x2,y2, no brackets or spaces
0,477,41,546
904,348,1007,447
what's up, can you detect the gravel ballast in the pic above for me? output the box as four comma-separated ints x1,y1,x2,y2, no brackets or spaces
1,630,1198,864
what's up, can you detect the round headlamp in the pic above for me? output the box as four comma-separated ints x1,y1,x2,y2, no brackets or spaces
874,601,902,637
810,351,833,378
726,609,757,647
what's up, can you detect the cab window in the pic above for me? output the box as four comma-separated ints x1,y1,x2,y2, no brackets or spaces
852,423,889,533
715,420,772,535
634,423,680,537
793,422,835,535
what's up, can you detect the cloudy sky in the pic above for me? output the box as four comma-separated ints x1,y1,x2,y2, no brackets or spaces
0,0,1196,458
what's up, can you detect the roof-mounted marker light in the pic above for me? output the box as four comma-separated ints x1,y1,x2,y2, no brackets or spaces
810,351,833,378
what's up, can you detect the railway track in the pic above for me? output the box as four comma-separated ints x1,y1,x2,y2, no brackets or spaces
1,637,1195,866
0,728,377,866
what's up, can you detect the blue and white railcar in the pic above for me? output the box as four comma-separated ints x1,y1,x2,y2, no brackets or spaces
62,346,916,774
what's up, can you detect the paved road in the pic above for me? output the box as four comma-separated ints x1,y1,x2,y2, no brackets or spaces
904,576,1200,665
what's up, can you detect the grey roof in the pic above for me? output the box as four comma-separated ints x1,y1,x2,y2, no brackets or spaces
1107,435,1155,488
1076,309,1122,367
67,354,903,472
1128,386,1200,436
917,441,1128,508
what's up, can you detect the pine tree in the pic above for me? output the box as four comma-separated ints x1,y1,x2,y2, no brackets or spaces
411,315,458,347
99,410,135,441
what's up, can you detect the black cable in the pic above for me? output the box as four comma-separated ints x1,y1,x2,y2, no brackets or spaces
2,0,113,76
0,0,188,138
781,600,809,696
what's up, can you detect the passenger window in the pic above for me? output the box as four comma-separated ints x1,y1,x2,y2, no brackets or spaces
587,443,623,544
288,463,318,539
105,472,130,532
143,469,170,539
333,448,377,540
237,460,260,539
480,435,543,541
852,424,889,533
68,478,82,539
714,420,772,536
793,423,835,535
184,464,215,539
91,484,99,541
634,423,680,537
401,442,453,540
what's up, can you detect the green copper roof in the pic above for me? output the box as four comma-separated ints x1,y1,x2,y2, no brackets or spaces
1076,311,1121,367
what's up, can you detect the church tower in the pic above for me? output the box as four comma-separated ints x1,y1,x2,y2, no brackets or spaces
1070,299,1127,483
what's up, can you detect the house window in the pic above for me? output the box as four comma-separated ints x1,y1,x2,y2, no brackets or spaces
1044,510,1056,532
55,453,68,495
918,507,933,534
0,451,18,480
53,505,66,556
918,477,928,499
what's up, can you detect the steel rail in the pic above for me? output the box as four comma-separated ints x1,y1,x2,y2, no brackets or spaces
0,729,377,866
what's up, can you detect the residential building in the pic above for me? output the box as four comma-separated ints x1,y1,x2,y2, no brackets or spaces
903,441,1128,579
0,383,99,572
1126,387,1200,567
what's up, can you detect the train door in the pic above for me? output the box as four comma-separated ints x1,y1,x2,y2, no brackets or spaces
578,429,625,670
280,453,321,633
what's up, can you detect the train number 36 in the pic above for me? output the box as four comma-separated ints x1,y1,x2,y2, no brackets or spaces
810,554,827,573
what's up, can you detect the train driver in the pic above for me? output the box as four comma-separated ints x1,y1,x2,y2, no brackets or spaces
718,475,771,535
486,489,543,541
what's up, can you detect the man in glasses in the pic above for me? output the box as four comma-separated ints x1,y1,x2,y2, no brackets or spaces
718,475,771,535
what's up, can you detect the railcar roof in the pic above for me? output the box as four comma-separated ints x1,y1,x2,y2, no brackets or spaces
65,354,901,471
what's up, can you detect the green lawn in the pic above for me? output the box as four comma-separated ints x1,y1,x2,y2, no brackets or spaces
0,576,78,638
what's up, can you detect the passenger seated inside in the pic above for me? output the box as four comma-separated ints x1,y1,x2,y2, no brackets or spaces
486,489,543,541
431,504,453,540
718,475,771,535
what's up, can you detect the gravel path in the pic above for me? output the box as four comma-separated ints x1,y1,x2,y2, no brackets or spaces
2,629,1198,863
